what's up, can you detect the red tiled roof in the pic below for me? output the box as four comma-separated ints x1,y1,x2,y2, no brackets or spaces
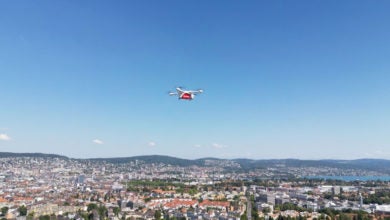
164,199,197,209
199,200,230,208
14,197,34,201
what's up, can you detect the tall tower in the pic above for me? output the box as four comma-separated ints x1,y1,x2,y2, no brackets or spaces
359,193,363,209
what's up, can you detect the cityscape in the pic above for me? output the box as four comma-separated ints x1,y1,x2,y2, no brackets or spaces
0,154,390,220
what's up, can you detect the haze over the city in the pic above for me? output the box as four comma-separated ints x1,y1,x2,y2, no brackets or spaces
1,1,389,159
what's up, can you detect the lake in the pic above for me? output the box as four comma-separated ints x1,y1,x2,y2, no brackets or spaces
303,176,390,181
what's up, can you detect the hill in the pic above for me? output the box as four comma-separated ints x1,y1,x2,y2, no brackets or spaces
0,152,68,159
1,152,390,173
88,155,204,166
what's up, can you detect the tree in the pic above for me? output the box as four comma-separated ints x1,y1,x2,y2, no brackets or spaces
319,214,326,220
87,203,98,212
98,205,107,218
27,211,35,220
113,207,121,216
154,210,162,220
39,215,50,220
1,207,8,216
263,207,271,215
88,212,94,220
339,213,351,220
18,205,28,216
188,188,198,196
241,211,248,220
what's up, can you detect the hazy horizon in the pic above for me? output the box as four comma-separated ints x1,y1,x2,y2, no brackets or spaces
2,151,390,161
1,1,390,159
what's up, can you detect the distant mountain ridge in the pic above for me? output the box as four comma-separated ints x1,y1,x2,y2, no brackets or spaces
1,152,390,173
89,155,204,166
0,152,68,159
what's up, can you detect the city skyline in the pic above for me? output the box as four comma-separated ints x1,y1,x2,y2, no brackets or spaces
1,1,390,159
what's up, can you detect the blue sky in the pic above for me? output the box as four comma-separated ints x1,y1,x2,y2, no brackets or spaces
1,1,390,159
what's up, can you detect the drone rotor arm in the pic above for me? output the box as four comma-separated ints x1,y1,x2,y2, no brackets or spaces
189,89,203,94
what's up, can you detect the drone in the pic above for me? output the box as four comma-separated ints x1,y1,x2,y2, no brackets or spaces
169,87,203,100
